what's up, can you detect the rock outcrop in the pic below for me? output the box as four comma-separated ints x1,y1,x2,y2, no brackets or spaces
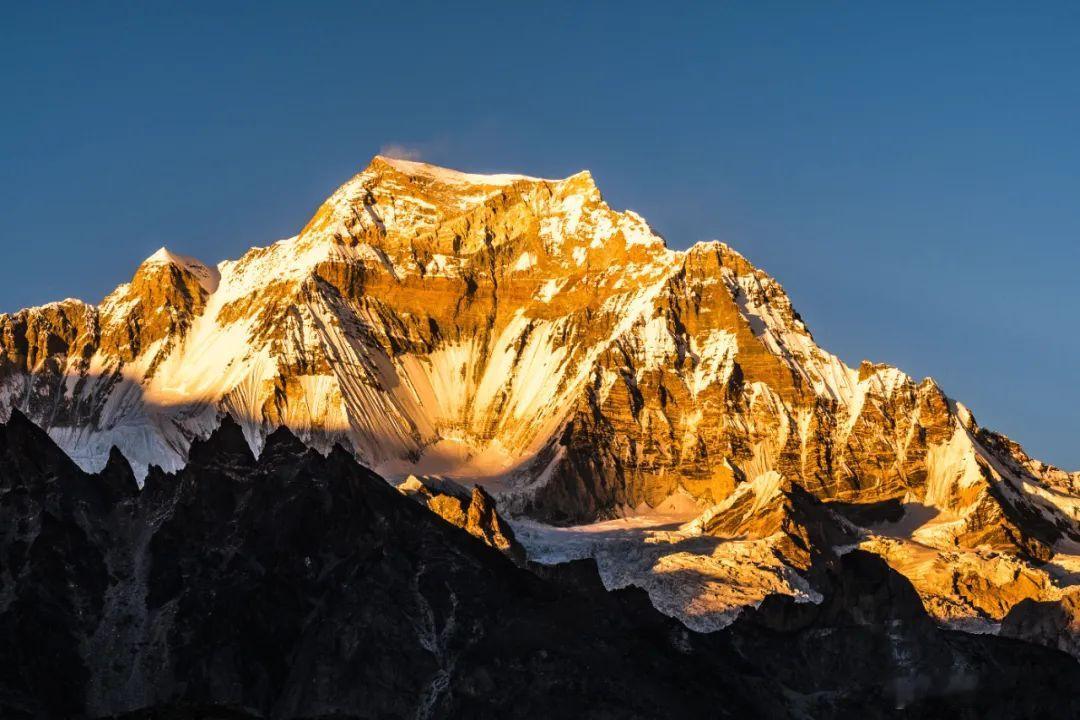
398,475,526,563
1002,588,1080,659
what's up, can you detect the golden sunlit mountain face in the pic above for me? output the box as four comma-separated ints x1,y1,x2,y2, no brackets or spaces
2,157,1079,651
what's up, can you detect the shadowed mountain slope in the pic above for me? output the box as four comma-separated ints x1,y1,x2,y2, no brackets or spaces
1,412,1078,719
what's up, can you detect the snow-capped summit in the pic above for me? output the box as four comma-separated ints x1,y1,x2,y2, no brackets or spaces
370,154,556,186
1,156,1078,649
141,247,221,292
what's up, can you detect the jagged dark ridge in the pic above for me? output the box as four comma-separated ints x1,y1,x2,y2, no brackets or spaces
0,412,1077,719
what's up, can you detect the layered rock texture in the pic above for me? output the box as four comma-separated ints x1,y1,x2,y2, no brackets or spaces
1,156,1079,655
1,412,1078,719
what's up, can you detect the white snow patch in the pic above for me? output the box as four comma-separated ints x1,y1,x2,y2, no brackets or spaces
512,252,537,273
534,278,565,303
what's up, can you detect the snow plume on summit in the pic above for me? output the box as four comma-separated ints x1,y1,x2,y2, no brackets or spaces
377,142,424,161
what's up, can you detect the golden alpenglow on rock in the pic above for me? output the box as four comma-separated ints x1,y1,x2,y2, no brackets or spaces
2,157,1079,653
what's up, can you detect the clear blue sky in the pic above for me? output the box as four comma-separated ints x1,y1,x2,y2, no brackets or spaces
3,2,1078,468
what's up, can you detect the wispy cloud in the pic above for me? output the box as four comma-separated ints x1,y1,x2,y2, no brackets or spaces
378,142,424,161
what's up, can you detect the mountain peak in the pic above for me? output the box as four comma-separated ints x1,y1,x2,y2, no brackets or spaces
368,154,555,187
144,246,183,264
362,155,603,204
137,247,220,293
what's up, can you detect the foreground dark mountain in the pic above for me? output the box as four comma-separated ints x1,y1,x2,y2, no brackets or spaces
1,412,1077,719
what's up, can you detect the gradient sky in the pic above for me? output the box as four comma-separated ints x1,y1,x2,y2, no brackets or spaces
3,2,1078,468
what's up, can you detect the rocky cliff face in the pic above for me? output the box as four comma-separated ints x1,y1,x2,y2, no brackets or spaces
1,411,1077,719
1003,589,1080,658
1,156,1078,652
398,474,526,564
